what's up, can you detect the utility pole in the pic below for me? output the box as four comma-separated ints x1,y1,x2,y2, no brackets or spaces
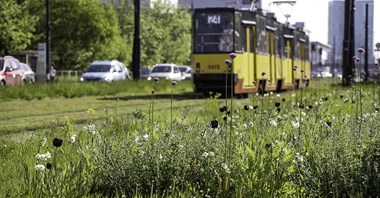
364,3,369,83
132,0,141,80
342,0,355,86
46,0,51,79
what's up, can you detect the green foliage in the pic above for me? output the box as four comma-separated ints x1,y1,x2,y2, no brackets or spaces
0,0,36,55
1,0,192,72
140,2,192,66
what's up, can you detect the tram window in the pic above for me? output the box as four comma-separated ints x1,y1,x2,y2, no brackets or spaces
256,16,267,54
194,11,234,53
296,43,300,59
276,31,282,56
304,39,310,60
234,12,243,52
284,40,292,58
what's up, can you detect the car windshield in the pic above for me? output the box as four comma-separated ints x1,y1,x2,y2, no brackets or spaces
151,66,171,73
21,64,32,71
179,67,188,72
86,65,111,72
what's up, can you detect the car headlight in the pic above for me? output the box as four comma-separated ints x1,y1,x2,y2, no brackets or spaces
104,75,113,82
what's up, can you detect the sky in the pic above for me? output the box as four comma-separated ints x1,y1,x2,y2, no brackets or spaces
260,0,379,48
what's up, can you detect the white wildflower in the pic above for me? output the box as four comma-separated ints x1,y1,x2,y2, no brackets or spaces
202,152,209,158
270,120,278,127
292,93,296,97
221,163,231,174
134,136,140,144
45,151,51,159
35,164,45,171
40,137,47,147
178,144,184,149
84,124,96,135
276,94,281,98
209,152,215,157
35,151,52,161
301,112,306,117
291,121,300,129
142,134,149,141
70,134,78,144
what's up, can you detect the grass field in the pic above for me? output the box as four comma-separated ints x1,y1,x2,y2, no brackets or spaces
1,77,380,197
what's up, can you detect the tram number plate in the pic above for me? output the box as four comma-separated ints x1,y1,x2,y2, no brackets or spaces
208,64,220,70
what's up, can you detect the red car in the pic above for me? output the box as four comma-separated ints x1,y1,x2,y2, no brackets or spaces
0,56,24,87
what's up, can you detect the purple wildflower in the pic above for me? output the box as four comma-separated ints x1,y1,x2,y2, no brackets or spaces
224,59,232,66
154,77,159,83
357,48,365,54
229,53,237,59
261,72,266,76
171,81,177,86
293,66,298,71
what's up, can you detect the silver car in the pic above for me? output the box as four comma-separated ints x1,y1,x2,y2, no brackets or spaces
149,63,182,81
20,63,35,84
80,60,126,82
178,65,192,80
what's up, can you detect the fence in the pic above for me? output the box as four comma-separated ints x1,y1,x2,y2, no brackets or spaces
57,70,83,78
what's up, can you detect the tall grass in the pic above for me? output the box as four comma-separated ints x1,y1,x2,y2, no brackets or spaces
1,79,380,197
0,78,193,101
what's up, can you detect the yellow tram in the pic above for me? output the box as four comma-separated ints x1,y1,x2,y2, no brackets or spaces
192,8,310,97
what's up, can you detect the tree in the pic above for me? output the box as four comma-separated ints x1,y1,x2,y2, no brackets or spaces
111,0,191,67
0,0,36,55
26,0,126,70
140,2,191,66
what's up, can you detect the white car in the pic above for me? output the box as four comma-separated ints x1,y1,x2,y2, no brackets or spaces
80,60,126,82
321,71,333,78
20,63,35,84
149,63,183,81
178,65,192,80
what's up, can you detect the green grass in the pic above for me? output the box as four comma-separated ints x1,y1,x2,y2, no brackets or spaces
1,77,380,197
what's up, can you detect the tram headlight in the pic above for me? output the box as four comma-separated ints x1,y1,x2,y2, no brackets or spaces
196,62,200,73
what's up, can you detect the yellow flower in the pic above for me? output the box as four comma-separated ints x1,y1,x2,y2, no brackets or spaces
86,108,96,114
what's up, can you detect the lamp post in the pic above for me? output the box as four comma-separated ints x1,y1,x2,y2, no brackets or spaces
342,0,355,86
46,0,51,80
132,0,140,80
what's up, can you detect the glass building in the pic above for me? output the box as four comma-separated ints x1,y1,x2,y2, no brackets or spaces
328,0,374,66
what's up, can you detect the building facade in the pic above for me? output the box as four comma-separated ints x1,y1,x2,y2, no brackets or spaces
328,0,374,66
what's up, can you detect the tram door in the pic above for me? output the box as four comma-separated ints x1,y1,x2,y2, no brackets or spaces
246,25,256,89
284,37,294,85
299,40,306,76
267,28,276,84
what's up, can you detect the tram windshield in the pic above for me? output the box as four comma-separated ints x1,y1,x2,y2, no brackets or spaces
194,11,235,53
